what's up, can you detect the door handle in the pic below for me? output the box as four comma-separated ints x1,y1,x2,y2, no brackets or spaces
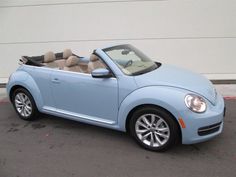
52,78,60,84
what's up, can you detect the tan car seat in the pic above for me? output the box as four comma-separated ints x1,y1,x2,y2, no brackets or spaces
78,61,89,73
54,49,73,69
64,56,82,72
88,54,106,73
43,51,58,68
63,49,73,59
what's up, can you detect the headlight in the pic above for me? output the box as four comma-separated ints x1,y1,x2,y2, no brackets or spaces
185,94,207,113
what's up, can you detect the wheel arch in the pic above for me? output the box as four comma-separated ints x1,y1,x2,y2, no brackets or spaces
117,86,187,140
9,85,29,102
7,70,44,111
125,104,182,142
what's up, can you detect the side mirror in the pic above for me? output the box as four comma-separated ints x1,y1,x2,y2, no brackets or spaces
91,68,112,78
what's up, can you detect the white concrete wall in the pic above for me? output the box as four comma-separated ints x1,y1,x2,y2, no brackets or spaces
0,0,236,83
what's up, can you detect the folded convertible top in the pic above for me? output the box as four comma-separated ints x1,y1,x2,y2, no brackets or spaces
19,52,81,67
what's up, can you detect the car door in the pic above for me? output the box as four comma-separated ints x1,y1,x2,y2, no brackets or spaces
50,69,118,125
29,67,55,108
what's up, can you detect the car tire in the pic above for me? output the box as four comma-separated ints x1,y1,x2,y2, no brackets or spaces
12,88,39,121
130,106,180,152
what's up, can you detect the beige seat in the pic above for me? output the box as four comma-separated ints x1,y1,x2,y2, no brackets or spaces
43,51,58,68
54,49,73,69
88,54,106,73
64,56,82,72
63,49,73,59
78,61,88,73
54,59,65,69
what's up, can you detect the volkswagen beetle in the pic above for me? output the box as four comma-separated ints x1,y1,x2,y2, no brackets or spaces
6,44,225,151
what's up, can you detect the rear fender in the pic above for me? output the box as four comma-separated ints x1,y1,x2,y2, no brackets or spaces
7,70,44,111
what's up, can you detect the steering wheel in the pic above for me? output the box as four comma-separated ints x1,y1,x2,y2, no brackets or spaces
124,60,133,68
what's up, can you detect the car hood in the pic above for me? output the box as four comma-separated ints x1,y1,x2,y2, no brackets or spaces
134,64,217,105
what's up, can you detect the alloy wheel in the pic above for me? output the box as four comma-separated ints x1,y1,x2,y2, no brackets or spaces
14,92,32,118
135,114,170,147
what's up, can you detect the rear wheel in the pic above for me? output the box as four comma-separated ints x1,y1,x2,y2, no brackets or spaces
130,106,179,151
12,88,39,120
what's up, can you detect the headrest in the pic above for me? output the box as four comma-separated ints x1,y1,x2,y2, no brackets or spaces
44,51,56,63
66,56,79,67
90,54,100,62
63,49,73,59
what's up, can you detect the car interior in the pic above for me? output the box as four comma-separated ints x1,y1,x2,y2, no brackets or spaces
21,49,106,74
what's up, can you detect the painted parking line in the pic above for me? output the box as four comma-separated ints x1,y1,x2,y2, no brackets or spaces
0,98,9,104
223,96,236,100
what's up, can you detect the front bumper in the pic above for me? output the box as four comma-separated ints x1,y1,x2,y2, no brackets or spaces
181,93,225,144
198,121,222,136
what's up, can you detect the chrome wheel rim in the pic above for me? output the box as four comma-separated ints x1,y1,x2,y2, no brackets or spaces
135,114,170,147
14,93,32,117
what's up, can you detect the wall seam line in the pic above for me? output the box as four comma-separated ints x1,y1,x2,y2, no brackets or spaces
0,36,236,45
0,0,167,8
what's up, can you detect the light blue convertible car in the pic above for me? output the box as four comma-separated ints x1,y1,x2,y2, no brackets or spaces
7,44,225,151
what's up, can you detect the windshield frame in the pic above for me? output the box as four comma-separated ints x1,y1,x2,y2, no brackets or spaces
102,44,160,76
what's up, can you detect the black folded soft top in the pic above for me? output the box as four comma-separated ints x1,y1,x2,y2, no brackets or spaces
20,52,81,67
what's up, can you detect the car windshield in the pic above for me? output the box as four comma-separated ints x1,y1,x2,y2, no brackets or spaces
103,44,159,76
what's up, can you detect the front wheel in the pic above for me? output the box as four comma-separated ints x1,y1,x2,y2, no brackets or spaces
12,88,39,121
130,106,180,151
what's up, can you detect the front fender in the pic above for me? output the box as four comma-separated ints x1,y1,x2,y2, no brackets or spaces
117,86,188,132
7,70,44,111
